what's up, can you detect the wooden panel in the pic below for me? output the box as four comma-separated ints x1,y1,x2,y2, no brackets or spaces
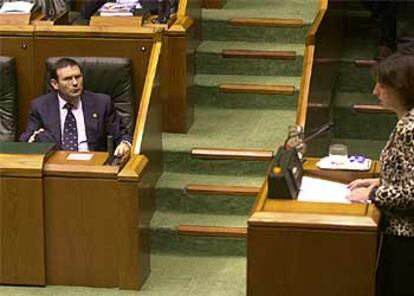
33,37,153,111
247,226,376,296
186,184,260,196
0,36,35,135
0,177,45,285
161,0,201,133
191,147,273,160
250,211,377,231
44,177,119,287
231,18,304,28
178,225,247,238
219,83,295,95
201,0,227,9
223,49,296,60
117,181,144,289
118,156,154,289
0,154,45,177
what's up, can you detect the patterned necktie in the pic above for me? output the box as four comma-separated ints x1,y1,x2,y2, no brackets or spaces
61,103,78,151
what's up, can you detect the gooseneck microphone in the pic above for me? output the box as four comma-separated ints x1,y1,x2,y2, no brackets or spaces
303,122,334,144
107,135,114,155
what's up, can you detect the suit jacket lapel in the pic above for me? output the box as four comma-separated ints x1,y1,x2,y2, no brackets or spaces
82,94,99,150
46,94,62,147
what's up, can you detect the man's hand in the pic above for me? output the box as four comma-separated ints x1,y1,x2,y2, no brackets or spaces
28,128,45,143
114,141,131,160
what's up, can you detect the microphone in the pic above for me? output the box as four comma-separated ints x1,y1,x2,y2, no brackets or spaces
303,122,334,144
107,135,114,155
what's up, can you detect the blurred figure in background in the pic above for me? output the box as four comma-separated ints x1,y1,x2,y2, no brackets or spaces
361,0,398,60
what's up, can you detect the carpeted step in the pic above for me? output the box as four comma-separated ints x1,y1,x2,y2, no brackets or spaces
163,106,295,174
333,92,397,140
202,19,312,43
142,254,246,295
335,38,377,92
194,74,299,109
150,211,248,256
155,172,261,215
202,0,316,43
196,40,304,76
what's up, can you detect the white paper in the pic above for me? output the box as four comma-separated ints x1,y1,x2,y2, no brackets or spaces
67,153,93,161
0,1,34,13
298,176,351,204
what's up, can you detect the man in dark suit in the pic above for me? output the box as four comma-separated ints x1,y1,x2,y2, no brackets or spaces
20,58,131,157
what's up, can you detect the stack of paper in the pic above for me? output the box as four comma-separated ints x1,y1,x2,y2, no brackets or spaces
297,176,351,204
99,1,141,16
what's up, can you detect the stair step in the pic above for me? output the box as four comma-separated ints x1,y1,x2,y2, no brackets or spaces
222,49,296,60
354,59,377,67
177,225,247,238
353,104,392,114
186,184,260,196
191,147,273,161
231,17,304,28
219,83,295,95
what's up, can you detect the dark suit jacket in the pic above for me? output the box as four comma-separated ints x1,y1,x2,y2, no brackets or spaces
20,91,132,151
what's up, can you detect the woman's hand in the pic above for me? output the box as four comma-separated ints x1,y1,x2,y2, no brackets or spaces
346,187,371,203
347,178,379,191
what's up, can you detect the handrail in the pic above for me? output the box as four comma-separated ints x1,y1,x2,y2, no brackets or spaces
177,0,188,19
132,36,162,155
295,0,328,127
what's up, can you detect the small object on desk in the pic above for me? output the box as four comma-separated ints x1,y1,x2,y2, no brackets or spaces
317,155,372,171
66,153,94,161
328,143,348,165
104,154,123,166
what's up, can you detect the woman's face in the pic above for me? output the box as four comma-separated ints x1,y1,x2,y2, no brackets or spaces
372,82,404,112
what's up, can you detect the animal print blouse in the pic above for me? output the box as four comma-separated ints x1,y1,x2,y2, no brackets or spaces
375,108,414,237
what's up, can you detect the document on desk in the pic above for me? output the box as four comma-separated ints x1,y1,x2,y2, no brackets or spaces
67,153,93,161
298,176,351,204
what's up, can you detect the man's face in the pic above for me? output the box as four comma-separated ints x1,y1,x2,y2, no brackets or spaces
51,65,83,102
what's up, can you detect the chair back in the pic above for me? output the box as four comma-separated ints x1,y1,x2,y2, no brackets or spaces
0,56,18,142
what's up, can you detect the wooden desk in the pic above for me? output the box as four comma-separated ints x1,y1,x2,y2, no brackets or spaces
43,151,150,289
0,149,151,290
247,158,381,296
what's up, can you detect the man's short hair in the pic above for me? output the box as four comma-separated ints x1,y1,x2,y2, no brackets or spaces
50,58,82,81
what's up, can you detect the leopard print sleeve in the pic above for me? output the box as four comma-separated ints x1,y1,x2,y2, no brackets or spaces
375,120,414,212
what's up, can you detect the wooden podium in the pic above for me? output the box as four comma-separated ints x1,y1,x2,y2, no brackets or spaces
0,146,151,290
247,158,381,296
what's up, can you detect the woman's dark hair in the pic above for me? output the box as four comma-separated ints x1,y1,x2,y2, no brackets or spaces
372,53,414,109
50,58,82,81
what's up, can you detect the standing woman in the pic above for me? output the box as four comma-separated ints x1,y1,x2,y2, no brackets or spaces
347,54,414,296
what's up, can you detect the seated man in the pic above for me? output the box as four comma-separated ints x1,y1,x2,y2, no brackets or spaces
20,58,131,158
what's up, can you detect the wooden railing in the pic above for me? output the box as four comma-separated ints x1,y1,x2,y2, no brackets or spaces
295,0,328,127
132,38,162,155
